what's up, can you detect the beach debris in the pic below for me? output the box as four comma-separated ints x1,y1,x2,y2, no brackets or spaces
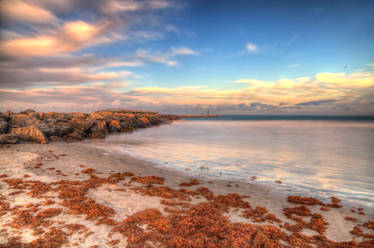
345,216,358,222
287,195,322,205
131,175,164,185
179,178,199,187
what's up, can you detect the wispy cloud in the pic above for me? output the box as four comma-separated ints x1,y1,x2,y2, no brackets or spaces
134,46,198,66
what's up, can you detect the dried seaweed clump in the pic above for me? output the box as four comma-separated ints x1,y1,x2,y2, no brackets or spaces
344,216,358,222
131,175,164,184
283,205,311,218
179,178,200,187
242,206,281,223
113,202,287,248
364,221,374,230
287,195,322,205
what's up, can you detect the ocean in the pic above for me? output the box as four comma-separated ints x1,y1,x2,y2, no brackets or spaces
92,116,374,207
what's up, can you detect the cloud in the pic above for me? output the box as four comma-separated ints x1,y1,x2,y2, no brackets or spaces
0,67,123,89
134,46,198,66
0,0,58,24
170,46,199,56
0,20,110,57
103,0,170,13
246,43,258,53
1,70,374,114
295,100,336,106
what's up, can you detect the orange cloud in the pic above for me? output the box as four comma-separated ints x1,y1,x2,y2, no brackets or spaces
0,20,107,57
0,0,57,23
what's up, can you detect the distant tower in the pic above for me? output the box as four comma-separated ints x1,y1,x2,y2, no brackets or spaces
207,109,210,116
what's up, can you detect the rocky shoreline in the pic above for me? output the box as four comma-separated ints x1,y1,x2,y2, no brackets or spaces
0,109,178,144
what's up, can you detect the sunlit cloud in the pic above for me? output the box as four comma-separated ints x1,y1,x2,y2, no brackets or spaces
246,43,259,53
0,0,58,24
2,70,372,114
0,20,109,57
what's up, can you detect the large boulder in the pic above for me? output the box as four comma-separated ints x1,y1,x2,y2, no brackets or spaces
70,118,93,132
0,134,18,144
0,119,10,133
90,111,114,120
89,120,107,139
1,110,13,121
10,125,48,144
43,112,68,122
108,120,120,133
24,117,43,127
53,122,73,136
134,116,151,128
64,130,85,142
9,113,29,127
119,120,134,132
66,112,88,119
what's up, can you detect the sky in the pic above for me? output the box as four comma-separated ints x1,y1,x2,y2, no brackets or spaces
0,0,374,115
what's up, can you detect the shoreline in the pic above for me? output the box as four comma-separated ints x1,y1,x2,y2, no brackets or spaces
87,137,374,211
1,141,373,247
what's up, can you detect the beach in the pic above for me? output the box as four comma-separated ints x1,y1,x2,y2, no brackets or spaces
1,141,373,247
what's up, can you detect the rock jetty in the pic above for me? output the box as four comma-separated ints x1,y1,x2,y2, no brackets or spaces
0,109,178,144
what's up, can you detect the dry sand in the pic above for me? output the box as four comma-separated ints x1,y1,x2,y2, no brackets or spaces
0,141,373,247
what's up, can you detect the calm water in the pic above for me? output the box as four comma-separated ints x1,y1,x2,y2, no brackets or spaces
94,116,374,207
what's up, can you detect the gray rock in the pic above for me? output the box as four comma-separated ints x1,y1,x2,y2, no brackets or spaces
22,109,36,115
10,125,48,144
49,136,63,142
0,119,10,133
70,117,93,132
64,130,86,142
0,134,18,144
9,113,29,127
89,120,107,138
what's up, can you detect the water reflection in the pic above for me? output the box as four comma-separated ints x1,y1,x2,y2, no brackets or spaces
97,120,374,207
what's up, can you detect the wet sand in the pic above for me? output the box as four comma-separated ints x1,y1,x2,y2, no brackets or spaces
0,142,373,247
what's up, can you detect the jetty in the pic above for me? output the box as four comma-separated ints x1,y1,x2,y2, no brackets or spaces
177,114,222,118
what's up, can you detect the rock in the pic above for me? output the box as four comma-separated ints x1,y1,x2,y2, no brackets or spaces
49,136,63,142
0,119,10,133
135,116,151,128
24,117,43,127
0,134,18,144
119,120,134,132
146,115,162,125
70,118,93,132
66,112,88,119
89,120,107,139
43,112,68,122
53,122,73,136
64,130,85,142
22,109,36,115
9,113,29,126
1,110,13,121
10,125,48,144
108,120,120,133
